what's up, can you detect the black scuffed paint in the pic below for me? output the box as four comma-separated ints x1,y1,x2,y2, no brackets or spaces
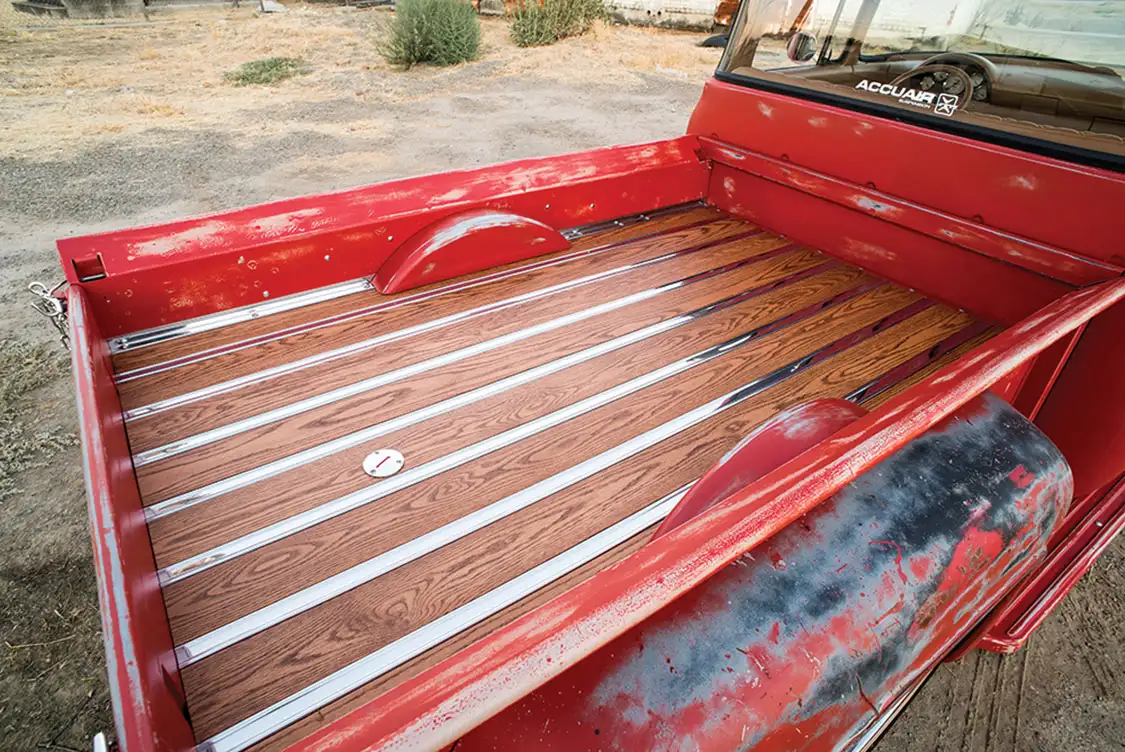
805,582,848,619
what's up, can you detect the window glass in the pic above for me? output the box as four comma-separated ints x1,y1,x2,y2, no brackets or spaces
718,0,1125,160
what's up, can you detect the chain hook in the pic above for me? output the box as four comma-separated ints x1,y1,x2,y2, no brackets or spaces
28,280,70,350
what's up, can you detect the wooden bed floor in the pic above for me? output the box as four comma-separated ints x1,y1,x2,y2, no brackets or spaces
114,203,999,751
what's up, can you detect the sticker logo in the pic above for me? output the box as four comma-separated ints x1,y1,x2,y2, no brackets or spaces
855,79,936,109
934,93,959,117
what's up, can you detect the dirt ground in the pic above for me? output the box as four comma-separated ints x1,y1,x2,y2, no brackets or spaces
0,5,1122,751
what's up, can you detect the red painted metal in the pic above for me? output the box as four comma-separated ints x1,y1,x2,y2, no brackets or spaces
56,138,708,337
699,138,1120,287
989,357,1035,406
976,475,1125,653
687,80,1125,268
1011,324,1087,421
1034,300,1125,500
293,277,1125,752
68,286,195,752
945,473,1124,662
707,162,1069,325
654,398,866,539
459,395,1070,751
374,209,571,294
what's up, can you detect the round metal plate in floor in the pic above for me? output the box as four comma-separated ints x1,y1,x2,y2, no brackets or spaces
363,449,405,478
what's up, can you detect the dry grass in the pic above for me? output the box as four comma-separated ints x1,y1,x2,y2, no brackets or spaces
0,5,380,157
0,4,719,160
495,20,719,83
0,0,43,28
0,340,76,502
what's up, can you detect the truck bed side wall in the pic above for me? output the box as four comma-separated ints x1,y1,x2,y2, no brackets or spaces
1035,301,1125,499
56,138,710,338
69,286,195,752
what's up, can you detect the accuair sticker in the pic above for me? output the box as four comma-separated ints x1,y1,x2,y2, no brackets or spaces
934,93,959,117
854,79,959,116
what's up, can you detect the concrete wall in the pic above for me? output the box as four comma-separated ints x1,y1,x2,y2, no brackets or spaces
607,0,717,30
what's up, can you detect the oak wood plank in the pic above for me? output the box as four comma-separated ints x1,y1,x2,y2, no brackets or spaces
182,304,974,739
162,284,926,644
148,263,870,567
124,218,760,452
860,329,1000,410
133,232,801,500
117,211,738,412
125,226,787,456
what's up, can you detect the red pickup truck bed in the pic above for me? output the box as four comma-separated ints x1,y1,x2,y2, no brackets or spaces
109,203,995,747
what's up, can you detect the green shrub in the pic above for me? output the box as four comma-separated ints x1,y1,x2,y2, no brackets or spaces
510,0,605,47
509,1,556,47
381,0,481,69
224,57,308,86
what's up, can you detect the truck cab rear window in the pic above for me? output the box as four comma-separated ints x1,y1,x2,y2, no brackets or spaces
717,0,1125,163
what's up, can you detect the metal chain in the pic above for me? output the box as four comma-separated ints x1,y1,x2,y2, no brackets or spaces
28,280,70,351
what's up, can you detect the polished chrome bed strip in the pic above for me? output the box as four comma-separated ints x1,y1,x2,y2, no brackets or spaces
114,203,712,377
125,226,763,426
199,484,691,752
844,320,992,404
145,260,854,521
157,294,927,586
108,279,375,355
133,235,783,467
